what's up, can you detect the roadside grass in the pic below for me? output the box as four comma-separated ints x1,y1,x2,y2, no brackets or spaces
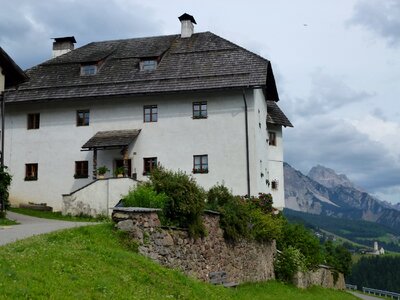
0,224,358,299
0,218,18,226
9,207,105,222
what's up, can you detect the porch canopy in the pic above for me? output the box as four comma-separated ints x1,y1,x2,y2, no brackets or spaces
82,129,141,179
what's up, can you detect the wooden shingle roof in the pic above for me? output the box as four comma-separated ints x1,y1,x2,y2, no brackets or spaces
4,32,279,103
267,101,293,127
0,47,28,88
82,129,141,150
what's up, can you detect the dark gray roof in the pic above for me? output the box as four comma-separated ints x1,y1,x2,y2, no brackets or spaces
4,32,279,103
0,47,28,88
267,101,293,127
82,129,141,150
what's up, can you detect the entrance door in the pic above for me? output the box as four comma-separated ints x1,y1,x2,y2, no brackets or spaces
115,159,132,177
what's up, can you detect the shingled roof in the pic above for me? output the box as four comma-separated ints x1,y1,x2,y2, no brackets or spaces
267,101,293,127
4,32,279,103
0,47,28,88
82,129,141,150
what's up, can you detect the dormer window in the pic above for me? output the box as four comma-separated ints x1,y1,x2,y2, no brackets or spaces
140,59,157,71
81,64,97,76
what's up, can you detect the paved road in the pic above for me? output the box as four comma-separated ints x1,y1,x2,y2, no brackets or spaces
0,211,96,246
349,291,383,300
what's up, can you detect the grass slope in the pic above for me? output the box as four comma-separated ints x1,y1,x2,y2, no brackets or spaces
0,223,357,299
9,207,102,222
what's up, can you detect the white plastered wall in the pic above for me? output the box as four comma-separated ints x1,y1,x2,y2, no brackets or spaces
5,90,253,210
267,123,285,208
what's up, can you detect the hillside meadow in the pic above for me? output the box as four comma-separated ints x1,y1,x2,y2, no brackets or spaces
0,223,357,299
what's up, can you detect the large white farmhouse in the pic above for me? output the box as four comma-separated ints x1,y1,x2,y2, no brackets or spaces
3,14,292,216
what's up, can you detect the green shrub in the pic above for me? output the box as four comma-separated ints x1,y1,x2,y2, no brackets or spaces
249,208,284,242
219,196,251,242
274,246,307,282
323,241,352,275
207,185,282,243
277,222,323,269
150,167,206,238
206,184,233,211
121,184,167,209
0,167,12,216
249,193,274,214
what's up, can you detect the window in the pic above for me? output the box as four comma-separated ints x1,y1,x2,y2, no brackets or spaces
193,155,208,174
77,110,90,126
268,131,276,146
74,161,89,178
193,101,207,119
25,163,38,181
143,157,157,175
81,65,97,75
143,105,158,122
140,60,157,71
27,113,40,130
271,180,278,190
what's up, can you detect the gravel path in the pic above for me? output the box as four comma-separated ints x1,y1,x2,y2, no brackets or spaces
0,211,96,246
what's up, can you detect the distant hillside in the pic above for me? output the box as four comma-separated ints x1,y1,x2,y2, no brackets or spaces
284,163,400,232
283,208,400,252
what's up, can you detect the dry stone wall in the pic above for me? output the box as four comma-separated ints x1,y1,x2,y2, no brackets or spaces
112,207,345,289
112,207,276,283
293,266,346,290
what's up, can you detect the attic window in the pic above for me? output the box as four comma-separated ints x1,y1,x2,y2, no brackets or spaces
81,64,97,76
140,59,157,71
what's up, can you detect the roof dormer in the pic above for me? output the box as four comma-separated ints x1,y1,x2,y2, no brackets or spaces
140,58,158,71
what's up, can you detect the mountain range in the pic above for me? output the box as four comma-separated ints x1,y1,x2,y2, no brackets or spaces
284,163,400,232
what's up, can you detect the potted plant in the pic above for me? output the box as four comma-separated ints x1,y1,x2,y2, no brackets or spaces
114,166,125,178
97,166,109,179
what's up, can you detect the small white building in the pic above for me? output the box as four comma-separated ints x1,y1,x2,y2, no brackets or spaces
3,14,292,215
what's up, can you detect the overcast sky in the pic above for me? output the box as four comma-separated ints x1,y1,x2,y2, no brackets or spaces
1,0,399,203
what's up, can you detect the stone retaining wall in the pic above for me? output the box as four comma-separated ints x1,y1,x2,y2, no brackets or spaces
293,266,345,289
112,207,345,289
112,207,276,283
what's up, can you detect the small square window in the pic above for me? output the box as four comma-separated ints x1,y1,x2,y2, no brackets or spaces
25,163,38,181
268,131,276,146
74,161,89,179
77,110,90,126
193,155,208,174
143,157,157,175
144,105,158,122
140,60,157,71
81,65,97,75
271,180,278,190
193,101,207,119
27,113,40,130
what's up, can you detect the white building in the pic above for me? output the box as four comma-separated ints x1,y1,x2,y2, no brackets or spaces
3,14,292,215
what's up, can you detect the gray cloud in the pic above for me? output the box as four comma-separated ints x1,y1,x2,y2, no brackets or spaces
292,70,373,117
349,0,400,47
284,116,400,195
0,0,160,69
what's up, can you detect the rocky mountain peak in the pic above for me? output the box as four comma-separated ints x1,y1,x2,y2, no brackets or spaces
308,165,354,189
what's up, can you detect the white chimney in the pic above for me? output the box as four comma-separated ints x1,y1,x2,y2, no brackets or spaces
52,36,76,58
178,13,197,38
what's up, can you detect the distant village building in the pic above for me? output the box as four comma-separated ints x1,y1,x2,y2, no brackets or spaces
366,241,385,255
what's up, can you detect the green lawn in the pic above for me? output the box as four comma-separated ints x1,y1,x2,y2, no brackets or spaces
9,207,104,222
0,224,357,299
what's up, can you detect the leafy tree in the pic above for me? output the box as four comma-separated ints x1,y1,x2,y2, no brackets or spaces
277,222,323,268
0,167,12,218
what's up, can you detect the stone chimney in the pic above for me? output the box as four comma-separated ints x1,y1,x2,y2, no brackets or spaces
178,13,197,38
52,36,76,58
